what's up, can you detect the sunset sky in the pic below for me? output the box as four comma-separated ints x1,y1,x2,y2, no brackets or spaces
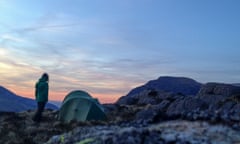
0,0,240,103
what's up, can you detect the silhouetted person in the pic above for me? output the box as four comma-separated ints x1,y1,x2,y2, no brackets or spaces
33,73,49,123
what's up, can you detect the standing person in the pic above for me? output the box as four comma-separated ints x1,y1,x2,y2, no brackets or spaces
33,73,49,123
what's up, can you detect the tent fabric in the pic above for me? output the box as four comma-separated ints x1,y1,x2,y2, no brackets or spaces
58,90,106,122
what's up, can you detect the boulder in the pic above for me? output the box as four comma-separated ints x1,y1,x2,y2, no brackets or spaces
198,83,240,97
229,104,240,121
135,107,157,123
198,94,225,110
218,101,235,122
153,100,171,112
166,96,208,119
197,83,240,118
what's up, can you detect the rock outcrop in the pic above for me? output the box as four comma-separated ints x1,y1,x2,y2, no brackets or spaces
112,82,240,129
198,82,240,97
46,121,240,144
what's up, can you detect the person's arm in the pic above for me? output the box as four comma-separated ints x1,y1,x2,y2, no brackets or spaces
35,83,38,99
42,83,49,101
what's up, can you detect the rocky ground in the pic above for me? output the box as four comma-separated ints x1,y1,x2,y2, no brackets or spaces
1,82,240,144
46,120,240,144
1,109,240,144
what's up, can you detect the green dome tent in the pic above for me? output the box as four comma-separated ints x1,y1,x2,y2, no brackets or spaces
58,90,107,122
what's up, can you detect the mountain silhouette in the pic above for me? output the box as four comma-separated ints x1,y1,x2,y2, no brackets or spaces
0,86,58,112
126,76,202,97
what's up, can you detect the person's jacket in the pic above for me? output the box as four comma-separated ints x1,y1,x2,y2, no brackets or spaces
35,77,48,102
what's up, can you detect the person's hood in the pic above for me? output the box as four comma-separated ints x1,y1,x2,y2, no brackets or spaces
39,77,47,82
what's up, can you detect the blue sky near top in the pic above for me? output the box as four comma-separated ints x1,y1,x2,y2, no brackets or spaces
0,0,240,103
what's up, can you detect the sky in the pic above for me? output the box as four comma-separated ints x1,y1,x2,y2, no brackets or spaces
0,0,240,103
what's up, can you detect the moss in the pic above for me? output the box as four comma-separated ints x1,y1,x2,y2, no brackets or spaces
60,135,65,143
76,138,96,144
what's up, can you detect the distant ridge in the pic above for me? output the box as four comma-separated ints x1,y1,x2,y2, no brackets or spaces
49,100,62,108
126,76,202,97
233,83,240,87
0,86,58,112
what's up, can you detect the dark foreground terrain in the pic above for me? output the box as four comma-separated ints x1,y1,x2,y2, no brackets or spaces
1,78,240,144
0,107,240,144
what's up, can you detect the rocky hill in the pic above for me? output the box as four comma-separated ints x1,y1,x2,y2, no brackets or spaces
117,76,202,105
0,86,58,112
126,76,202,96
1,78,240,144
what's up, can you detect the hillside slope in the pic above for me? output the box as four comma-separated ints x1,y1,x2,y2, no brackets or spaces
0,86,58,112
